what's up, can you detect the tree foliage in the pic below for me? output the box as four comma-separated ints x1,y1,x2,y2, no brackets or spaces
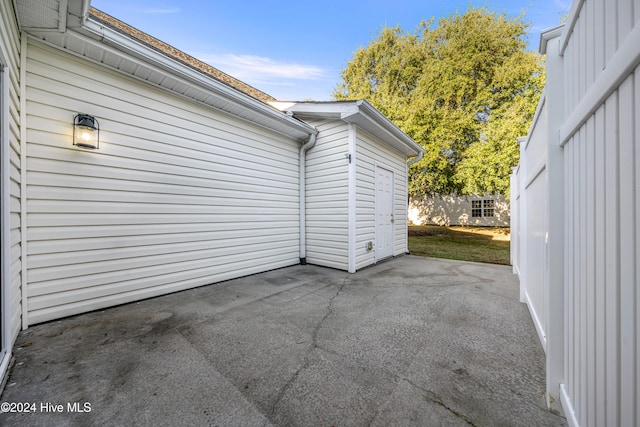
334,7,544,197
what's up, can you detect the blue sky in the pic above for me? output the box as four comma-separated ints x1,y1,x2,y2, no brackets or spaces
91,0,572,101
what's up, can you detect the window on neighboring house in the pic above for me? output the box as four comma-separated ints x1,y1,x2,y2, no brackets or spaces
483,199,495,217
471,200,483,217
472,199,495,217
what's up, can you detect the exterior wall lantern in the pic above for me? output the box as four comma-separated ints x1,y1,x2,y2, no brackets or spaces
73,114,99,149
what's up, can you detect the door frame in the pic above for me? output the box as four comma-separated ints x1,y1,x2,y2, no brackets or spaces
375,163,395,262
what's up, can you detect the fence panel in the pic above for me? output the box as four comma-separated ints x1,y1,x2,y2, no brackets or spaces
514,1,639,424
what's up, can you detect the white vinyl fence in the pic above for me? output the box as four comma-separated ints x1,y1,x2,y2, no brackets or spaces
511,98,549,349
511,1,639,426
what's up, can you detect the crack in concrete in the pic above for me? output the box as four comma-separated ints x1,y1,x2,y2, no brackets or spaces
403,378,478,427
262,275,349,426
445,264,505,286
311,275,348,347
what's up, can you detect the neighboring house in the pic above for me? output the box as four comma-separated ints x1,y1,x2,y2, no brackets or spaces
512,1,639,426
408,194,509,226
0,0,423,383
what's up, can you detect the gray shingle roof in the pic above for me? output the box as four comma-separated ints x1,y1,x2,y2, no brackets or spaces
90,8,277,104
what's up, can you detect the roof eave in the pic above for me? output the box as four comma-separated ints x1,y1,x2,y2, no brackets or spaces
72,17,315,140
350,100,423,157
272,101,423,157
16,1,315,141
14,0,91,32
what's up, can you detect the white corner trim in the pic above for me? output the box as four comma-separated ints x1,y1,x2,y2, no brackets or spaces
404,160,409,254
0,28,11,369
19,31,28,330
347,124,356,273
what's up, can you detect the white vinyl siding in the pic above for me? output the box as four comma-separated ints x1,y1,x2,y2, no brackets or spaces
304,118,349,270
24,39,301,324
355,129,407,270
1,0,22,342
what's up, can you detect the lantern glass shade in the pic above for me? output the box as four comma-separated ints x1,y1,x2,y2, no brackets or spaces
73,114,99,149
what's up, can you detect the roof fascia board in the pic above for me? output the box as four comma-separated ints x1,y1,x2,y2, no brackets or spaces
272,100,423,156
76,17,314,139
269,101,359,118
342,100,423,156
342,111,419,157
66,0,91,28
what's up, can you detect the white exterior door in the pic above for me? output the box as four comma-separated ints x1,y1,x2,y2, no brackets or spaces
375,165,394,260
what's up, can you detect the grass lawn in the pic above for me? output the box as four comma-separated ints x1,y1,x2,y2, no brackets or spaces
408,225,511,265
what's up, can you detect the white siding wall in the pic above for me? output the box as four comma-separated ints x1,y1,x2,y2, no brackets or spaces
303,118,349,271
0,0,22,343
295,116,410,272
560,1,639,425
355,128,407,270
24,39,302,324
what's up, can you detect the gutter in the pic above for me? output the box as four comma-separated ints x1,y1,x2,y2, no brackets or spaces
299,129,318,264
78,17,314,139
407,150,423,166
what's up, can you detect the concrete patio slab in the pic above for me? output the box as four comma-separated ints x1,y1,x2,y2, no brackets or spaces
0,255,566,426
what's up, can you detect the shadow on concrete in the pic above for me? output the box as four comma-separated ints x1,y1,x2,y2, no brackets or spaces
0,256,565,426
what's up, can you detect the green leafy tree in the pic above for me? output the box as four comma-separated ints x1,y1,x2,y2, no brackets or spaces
334,7,544,197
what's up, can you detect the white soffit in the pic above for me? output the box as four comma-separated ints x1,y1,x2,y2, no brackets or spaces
271,100,424,157
15,0,62,30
